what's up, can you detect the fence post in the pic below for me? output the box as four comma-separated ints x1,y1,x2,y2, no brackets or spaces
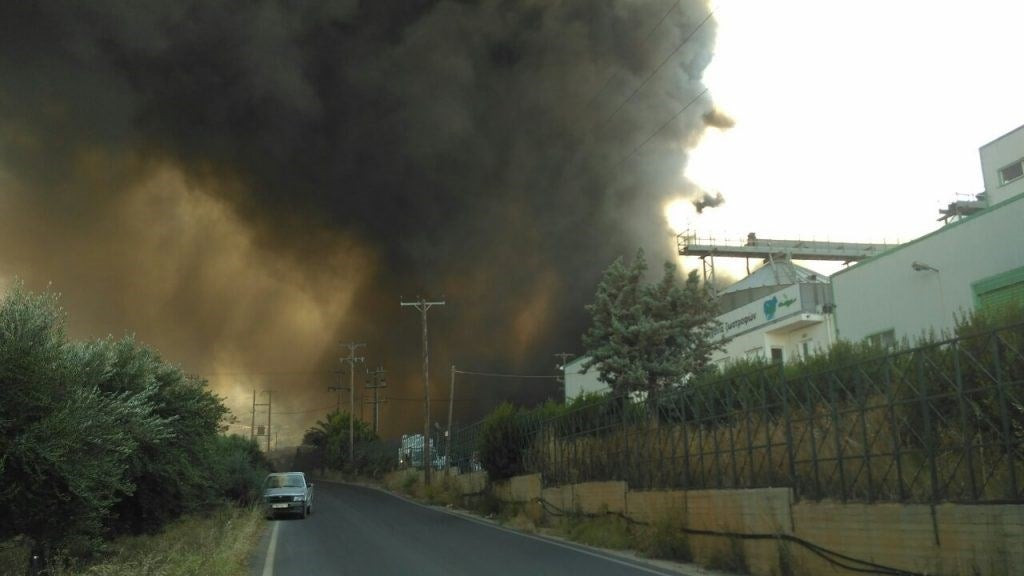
856,366,874,502
991,334,1019,500
828,373,848,502
805,375,822,499
760,369,773,486
884,355,906,501
953,342,978,501
917,351,941,503
726,381,739,487
744,374,757,488
621,394,629,485
682,393,692,489
782,364,798,497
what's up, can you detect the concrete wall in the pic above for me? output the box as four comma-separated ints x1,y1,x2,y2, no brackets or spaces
463,470,1024,576
832,193,1024,344
454,470,487,495
980,124,1024,205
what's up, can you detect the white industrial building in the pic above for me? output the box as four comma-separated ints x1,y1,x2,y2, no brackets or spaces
711,260,836,365
570,123,1024,395
831,124,1024,344
562,355,609,401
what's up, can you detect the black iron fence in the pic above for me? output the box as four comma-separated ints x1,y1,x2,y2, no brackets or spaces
448,321,1024,504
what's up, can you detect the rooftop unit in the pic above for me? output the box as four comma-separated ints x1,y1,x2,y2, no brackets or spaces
937,192,987,223
677,231,889,295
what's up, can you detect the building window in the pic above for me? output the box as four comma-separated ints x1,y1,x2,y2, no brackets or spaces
999,159,1024,185
866,329,895,350
973,266,1024,315
770,347,784,363
801,340,811,358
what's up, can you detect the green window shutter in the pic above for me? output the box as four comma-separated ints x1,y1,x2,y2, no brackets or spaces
977,280,1024,313
973,266,1024,317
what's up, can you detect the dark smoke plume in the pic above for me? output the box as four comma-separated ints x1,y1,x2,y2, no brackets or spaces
0,0,718,444
693,191,725,213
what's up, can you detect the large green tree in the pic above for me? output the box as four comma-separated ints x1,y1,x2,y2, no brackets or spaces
582,250,721,421
302,410,376,471
0,282,269,561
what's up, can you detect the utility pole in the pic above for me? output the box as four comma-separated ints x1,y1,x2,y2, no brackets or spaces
327,369,345,414
250,389,256,443
554,352,574,400
365,366,387,434
340,342,365,466
445,364,455,477
254,390,272,451
401,297,445,486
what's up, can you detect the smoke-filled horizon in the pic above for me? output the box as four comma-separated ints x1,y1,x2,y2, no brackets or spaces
0,0,720,445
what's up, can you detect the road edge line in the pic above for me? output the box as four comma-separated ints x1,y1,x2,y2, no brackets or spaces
261,519,280,576
365,484,684,576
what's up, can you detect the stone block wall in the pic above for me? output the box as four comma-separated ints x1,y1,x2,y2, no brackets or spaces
467,469,1023,576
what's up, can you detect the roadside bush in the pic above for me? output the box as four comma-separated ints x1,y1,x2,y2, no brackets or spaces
0,282,269,565
636,516,691,562
478,403,525,480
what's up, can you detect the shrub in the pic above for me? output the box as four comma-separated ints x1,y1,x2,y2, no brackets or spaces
478,403,525,480
636,516,691,562
0,282,269,566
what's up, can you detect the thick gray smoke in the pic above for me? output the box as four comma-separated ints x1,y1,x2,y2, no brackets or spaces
0,0,718,443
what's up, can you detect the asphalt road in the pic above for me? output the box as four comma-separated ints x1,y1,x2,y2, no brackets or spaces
253,481,694,576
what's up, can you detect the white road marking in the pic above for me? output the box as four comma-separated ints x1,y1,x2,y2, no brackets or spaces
381,488,683,576
261,519,280,576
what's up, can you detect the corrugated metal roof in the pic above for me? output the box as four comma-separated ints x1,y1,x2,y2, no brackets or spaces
721,260,829,295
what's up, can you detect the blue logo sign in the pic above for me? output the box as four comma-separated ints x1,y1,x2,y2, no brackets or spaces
763,296,778,320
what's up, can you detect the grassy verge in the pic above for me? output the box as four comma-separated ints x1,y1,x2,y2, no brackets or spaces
64,506,265,576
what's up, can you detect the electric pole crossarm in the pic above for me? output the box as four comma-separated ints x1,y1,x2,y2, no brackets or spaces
340,342,365,468
365,366,387,434
401,297,445,486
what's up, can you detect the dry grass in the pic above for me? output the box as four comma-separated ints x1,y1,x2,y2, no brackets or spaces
634,515,692,562
60,506,264,576
557,514,635,551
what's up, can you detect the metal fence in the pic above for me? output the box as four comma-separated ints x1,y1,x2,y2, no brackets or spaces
447,321,1024,504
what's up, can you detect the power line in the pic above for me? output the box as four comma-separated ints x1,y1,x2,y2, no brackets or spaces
454,369,560,379
268,407,334,416
611,86,709,171
598,8,715,132
583,0,683,111
554,4,717,199
401,297,445,486
340,342,366,465
200,370,333,377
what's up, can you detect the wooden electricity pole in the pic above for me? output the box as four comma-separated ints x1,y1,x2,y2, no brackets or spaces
401,297,445,486
327,369,345,414
365,366,387,434
340,342,365,466
445,364,455,477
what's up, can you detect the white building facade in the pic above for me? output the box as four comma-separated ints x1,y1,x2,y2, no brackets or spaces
562,355,609,401
712,260,835,366
981,124,1024,205
831,125,1024,344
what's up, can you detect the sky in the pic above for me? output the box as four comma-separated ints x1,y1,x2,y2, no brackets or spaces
673,0,1024,279
0,0,718,446
2,1,1022,447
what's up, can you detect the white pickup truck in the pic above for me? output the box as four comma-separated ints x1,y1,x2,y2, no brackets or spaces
262,472,314,519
